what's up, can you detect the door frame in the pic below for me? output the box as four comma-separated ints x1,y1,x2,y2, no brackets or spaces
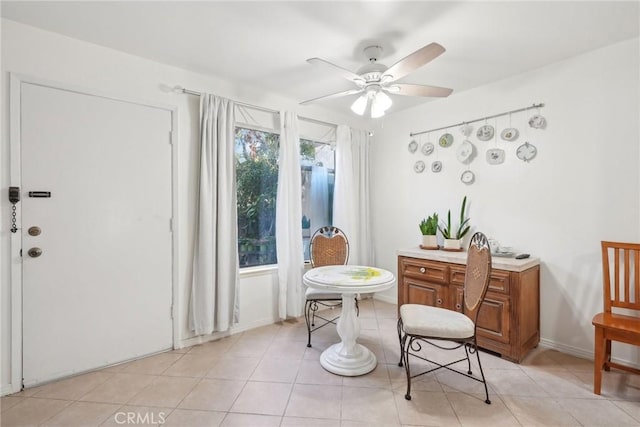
8,73,180,393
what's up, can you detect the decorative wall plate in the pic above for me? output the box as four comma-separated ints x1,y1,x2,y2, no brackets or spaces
461,170,475,185
456,140,475,163
500,128,519,141
438,133,453,147
460,124,473,137
421,142,435,156
431,161,442,173
477,125,494,141
516,142,537,162
528,114,546,129
486,148,505,165
414,160,426,173
408,140,418,153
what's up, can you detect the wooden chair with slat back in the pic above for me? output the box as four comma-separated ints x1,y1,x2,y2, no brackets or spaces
304,226,356,348
592,241,640,395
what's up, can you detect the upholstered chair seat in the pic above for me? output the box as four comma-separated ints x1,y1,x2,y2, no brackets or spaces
399,304,475,339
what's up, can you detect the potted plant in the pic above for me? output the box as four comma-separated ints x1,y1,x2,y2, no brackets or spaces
438,196,471,250
419,213,439,248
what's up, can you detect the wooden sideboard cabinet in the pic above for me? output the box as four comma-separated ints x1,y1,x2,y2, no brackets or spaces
397,249,540,363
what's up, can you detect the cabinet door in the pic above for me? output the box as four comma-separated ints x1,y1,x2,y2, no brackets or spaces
476,292,511,344
450,285,464,312
406,279,447,308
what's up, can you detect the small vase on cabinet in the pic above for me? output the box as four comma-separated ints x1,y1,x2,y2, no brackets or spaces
421,235,438,248
443,238,461,250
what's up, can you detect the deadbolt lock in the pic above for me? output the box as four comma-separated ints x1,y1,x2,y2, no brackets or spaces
28,247,42,258
28,226,42,236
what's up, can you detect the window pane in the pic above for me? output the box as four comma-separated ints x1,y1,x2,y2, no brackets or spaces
235,128,279,268
301,139,335,261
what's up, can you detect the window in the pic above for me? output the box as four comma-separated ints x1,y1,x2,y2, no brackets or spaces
301,139,335,261
235,127,335,268
235,127,279,268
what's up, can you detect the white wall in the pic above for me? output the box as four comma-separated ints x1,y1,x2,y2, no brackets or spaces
0,19,367,394
370,37,640,362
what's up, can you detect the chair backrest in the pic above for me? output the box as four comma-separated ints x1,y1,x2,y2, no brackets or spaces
309,226,349,267
463,232,492,323
601,241,640,313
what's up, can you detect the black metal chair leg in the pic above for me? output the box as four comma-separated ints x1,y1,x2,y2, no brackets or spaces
473,341,491,404
403,337,413,400
397,318,404,367
464,342,472,375
311,301,317,327
304,300,312,348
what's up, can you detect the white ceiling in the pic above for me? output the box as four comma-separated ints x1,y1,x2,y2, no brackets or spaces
2,1,639,117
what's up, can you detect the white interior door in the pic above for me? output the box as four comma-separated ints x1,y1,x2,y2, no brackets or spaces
20,82,173,387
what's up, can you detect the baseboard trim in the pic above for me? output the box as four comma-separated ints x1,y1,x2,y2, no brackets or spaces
539,337,640,369
1,384,20,397
373,293,397,305
179,317,280,349
539,338,593,360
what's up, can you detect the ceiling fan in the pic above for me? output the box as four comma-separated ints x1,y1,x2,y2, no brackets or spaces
300,43,453,118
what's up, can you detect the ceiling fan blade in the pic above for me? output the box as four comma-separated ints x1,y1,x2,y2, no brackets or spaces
300,88,364,105
382,43,446,83
306,58,365,85
388,83,453,98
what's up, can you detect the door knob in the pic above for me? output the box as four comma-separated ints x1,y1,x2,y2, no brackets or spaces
28,247,42,258
28,226,42,236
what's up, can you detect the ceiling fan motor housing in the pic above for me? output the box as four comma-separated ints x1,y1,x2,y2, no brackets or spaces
357,45,387,83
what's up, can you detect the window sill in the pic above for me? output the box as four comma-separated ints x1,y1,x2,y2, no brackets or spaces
239,264,278,278
238,262,313,278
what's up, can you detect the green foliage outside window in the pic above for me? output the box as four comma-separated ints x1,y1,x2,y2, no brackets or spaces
235,128,279,267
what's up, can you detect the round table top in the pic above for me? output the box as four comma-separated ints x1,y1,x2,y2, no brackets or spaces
303,265,396,293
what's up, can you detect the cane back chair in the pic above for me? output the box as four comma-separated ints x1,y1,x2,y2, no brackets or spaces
592,241,640,395
305,226,357,348
398,232,492,404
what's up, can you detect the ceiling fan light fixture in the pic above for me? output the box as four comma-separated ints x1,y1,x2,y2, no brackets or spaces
376,91,393,110
350,93,369,115
370,104,385,119
370,91,393,118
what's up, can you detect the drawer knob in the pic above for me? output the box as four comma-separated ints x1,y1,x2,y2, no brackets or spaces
456,303,461,310
437,298,442,305
420,267,426,273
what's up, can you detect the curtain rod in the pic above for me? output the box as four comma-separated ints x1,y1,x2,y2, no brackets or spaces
409,103,545,137
174,85,337,129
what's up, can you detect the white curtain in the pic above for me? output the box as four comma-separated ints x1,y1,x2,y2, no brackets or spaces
333,126,374,266
189,94,239,335
310,165,329,231
276,112,304,319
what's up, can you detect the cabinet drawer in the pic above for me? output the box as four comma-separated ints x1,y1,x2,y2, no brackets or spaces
401,258,448,284
450,266,510,295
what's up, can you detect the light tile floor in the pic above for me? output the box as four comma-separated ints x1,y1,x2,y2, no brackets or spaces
2,299,640,426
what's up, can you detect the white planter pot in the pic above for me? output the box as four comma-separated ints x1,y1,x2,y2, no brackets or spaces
443,238,461,250
421,235,438,248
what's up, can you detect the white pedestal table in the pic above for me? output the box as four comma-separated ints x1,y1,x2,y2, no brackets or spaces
303,265,396,376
